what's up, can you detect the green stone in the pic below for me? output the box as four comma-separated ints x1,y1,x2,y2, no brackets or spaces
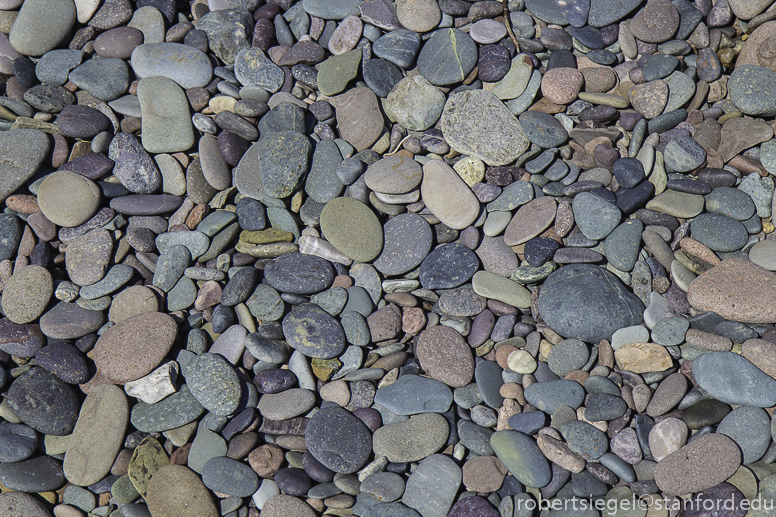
240,228,295,244
320,197,384,263
311,357,342,381
510,262,557,284
128,437,170,498
472,271,531,308
645,190,705,218
317,49,362,96
111,473,140,504
490,430,552,488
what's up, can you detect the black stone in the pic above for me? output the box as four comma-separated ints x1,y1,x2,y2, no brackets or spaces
524,237,561,267
419,243,480,289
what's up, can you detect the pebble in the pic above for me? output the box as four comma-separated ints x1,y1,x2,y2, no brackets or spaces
305,407,372,474
402,454,461,517
37,171,101,228
421,159,480,230
688,259,776,323
7,367,79,435
654,434,742,496
64,385,128,486
538,263,644,343
93,312,177,383
0,1,773,514
1,265,52,324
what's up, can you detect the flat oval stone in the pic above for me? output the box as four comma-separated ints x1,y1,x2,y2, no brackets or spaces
146,465,218,517
440,90,530,167
704,186,756,221
421,159,480,230
1,265,52,324
137,76,195,154
692,351,776,407
572,191,622,240
95,26,144,58
538,263,645,343
0,423,37,463
491,430,552,488
687,259,776,323
373,413,449,462
65,228,113,287
374,374,452,415
201,456,259,497
416,325,474,387
131,42,212,88
504,196,557,246
690,213,748,252
0,455,65,492
561,420,609,460
365,155,423,195
110,194,183,215
282,303,346,359
654,434,741,496
417,28,477,85
258,388,315,420
320,197,383,263
419,243,479,289
374,212,433,276
57,105,112,139
524,379,586,414
9,0,75,57
305,407,372,474
93,312,178,383
39,301,105,340
64,384,128,486
38,170,101,228
335,87,384,152
264,253,334,295
186,353,242,416
6,367,79,435
130,385,205,432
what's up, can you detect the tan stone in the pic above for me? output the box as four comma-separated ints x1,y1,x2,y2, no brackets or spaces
614,343,673,374
536,434,586,473
742,338,776,378
462,455,508,492
687,259,776,323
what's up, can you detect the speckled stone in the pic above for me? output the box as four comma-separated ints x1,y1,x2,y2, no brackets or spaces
93,312,177,383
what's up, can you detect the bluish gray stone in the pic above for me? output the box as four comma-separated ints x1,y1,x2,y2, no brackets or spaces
68,57,130,101
538,263,645,343
524,379,586,414
186,353,242,416
130,43,212,88
491,431,552,488
692,352,776,407
417,28,477,86
572,192,622,240
716,406,771,464
373,374,453,415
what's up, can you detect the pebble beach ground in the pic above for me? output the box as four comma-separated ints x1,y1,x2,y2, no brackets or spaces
3,0,776,516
